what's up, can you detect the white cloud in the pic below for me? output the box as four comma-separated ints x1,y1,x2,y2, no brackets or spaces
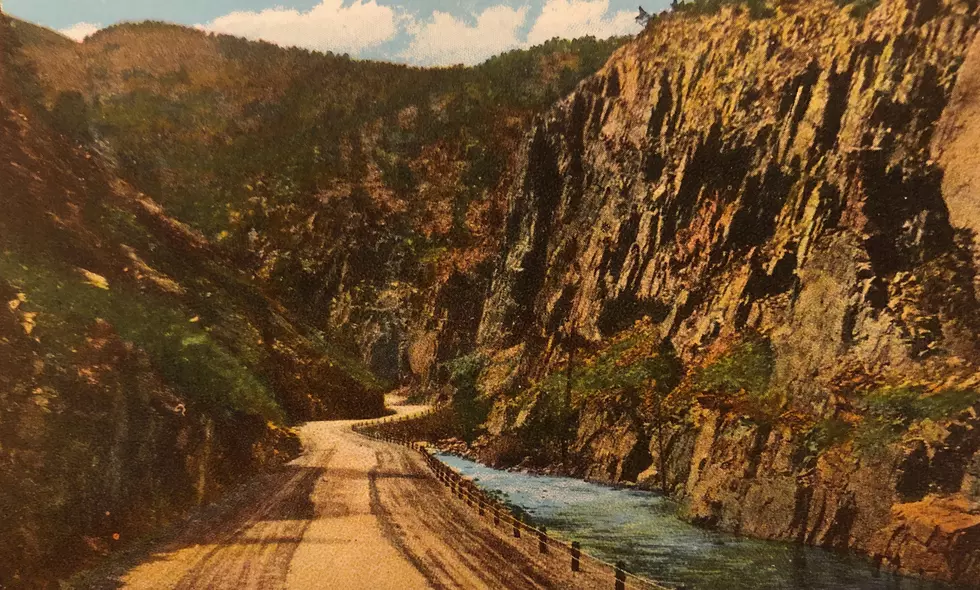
60,22,102,42
193,0,640,66
198,0,399,56
401,6,528,66
527,0,639,46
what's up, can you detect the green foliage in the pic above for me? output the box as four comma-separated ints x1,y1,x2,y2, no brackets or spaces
472,36,627,110
803,417,853,462
445,353,491,442
852,417,901,460
834,0,880,18
48,91,92,140
447,353,488,395
516,330,684,462
863,386,980,424
854,386,980,459
567,337,683,404
695,336,775,399
0,250,284,423
671,0,774,19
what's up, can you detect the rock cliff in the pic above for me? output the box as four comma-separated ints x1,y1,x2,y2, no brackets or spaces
469,0,980,584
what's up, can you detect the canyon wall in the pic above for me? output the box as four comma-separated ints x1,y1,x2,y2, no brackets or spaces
468,0,980,584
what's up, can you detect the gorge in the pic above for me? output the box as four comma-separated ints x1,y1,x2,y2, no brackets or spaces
2,0,980,586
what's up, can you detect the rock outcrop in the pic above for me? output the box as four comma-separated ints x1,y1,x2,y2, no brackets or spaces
471,0,980,584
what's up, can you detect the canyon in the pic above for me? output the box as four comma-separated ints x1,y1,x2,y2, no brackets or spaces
3,0,980,586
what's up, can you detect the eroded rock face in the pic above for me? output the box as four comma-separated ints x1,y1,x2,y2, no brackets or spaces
473,0,980,583
934,34,980,289
485,0,979,390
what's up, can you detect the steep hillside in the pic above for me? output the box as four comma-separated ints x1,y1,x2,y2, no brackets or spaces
0,14,383,587
14,20,625,384
460,0,980,584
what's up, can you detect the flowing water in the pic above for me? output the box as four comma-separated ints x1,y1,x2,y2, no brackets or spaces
435,453,962,590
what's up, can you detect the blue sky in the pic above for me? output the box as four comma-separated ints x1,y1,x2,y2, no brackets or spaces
4,0,670,65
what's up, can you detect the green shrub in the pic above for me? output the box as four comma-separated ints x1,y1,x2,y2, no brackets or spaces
862,386,980,423
803,416,853,458
854,386,980,459
835,0,880,18
671,0,774,19
445,353,490,442
446,353,488,396
48,91,92,140
513,331,684,464
695,336,774,398
694,334,777,421
571,337,682,402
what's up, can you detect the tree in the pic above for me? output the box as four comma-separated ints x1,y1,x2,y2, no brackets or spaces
636,6,653,26
560,324,590,465
49,91,91,140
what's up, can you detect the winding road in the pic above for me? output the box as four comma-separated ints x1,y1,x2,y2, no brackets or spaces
85,398,616,589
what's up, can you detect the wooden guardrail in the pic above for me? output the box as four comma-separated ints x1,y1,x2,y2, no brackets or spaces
353,410,671,590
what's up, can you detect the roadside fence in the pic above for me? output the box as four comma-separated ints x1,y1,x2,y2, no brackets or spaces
353,410,671,590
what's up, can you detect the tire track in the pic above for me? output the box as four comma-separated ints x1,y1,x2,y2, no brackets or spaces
94,398,607,589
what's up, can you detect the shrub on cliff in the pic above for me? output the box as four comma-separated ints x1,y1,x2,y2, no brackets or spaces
668,0,881,19
835,0,881,18
511,320,685,466
671,0,775,19
694,333,777,421
573,336,683,402
854,386,980,459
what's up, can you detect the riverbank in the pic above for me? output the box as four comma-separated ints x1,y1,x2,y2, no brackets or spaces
436,453,967,590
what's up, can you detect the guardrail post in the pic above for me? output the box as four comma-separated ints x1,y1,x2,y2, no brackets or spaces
615,561,626,590
493,505,501,526
538,527,548,554
571,541,581,572
513,515,521,538
478,499,485,517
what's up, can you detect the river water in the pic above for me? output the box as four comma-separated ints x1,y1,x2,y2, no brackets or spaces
435,453,960,590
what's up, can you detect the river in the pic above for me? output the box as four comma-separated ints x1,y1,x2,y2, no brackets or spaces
435,453,960,590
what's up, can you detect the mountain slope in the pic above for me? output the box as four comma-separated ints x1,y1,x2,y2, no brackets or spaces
13,20,626,384
0,14,384,587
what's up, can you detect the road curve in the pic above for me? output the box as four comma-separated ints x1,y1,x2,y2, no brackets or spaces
89,399,616,590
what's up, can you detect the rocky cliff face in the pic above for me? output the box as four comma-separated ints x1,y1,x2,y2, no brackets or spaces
470,0,980,584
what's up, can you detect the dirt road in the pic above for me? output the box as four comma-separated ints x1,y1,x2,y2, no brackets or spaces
90,400,618,590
